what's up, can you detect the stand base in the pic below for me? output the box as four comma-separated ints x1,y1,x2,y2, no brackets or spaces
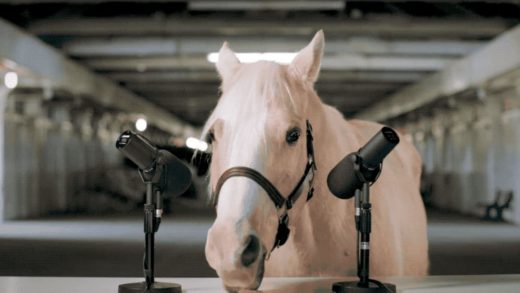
119,282,182,293
332,281,396,293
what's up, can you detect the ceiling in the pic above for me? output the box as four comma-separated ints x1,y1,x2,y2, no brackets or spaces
1,0,519,127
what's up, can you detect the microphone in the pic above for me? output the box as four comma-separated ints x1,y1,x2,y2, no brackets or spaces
116,130,192,197
327,127,400,199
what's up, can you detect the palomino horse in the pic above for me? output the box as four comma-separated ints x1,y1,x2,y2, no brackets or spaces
203,31,428,292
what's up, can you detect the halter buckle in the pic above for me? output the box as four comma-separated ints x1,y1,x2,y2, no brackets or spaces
286,199,293,210
274,213,290,249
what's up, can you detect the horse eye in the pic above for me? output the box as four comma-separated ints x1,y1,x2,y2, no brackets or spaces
286,128,301,145
206,130,215,144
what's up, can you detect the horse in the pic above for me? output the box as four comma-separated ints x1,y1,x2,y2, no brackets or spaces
203,31,428,292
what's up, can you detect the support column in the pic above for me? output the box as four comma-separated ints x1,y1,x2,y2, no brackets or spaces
0,86,11,222
47,102,72,212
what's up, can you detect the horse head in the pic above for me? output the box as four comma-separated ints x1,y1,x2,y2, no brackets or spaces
203,31,325,291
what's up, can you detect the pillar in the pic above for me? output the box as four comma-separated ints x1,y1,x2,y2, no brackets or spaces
0,86,11,222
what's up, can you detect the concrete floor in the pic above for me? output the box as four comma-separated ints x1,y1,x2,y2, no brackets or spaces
427,209,520,275
0,202,216,278
0,204,519,277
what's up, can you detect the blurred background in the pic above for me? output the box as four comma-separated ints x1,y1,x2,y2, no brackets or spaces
1,0,520,279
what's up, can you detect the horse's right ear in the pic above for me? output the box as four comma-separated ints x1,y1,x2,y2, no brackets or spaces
289,30,324,83
216,42,241,80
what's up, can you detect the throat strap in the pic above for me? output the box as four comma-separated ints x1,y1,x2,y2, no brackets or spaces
286,120,316,209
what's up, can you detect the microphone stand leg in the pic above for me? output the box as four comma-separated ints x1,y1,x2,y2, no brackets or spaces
332,281,396,293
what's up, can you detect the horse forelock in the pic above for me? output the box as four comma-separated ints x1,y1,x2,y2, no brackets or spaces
202,61,312,141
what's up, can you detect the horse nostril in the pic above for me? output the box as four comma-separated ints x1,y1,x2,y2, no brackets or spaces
241,235,260,267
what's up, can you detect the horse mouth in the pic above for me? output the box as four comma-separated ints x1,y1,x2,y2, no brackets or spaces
253,255,266,288
224,251,266,293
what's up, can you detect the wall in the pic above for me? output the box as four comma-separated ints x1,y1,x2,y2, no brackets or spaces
0,86,9,220
2,91,123,219
401,85,520,224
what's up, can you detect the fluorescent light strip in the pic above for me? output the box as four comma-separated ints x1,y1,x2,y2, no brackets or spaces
207,52,297,64
186,137,209,152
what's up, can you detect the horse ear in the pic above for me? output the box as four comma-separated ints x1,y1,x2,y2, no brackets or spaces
290,30,324,83
216,42,241,80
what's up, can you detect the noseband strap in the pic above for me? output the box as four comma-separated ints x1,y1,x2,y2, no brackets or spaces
211,120,317,251
213,167,286,209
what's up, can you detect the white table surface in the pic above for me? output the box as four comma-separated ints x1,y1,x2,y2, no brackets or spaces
0,275,520,293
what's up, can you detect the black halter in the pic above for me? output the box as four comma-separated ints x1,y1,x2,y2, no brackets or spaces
211,120,317,251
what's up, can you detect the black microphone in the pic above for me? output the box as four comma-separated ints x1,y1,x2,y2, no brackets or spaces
327,127,400,199
116,130,192,197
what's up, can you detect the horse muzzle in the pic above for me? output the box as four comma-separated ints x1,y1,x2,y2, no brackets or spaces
224,256,265,293
206,227,267,292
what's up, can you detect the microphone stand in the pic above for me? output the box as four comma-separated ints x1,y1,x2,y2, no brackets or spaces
118,164,182,293
332,156,396,293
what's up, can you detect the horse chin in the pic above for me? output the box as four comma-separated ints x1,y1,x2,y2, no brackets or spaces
253,254,266,288
224,252,266,293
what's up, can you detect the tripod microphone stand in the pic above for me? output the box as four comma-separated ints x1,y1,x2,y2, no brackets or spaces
116,131,191,293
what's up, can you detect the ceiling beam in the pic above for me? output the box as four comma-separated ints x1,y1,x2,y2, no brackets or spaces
323,96,381,106
132,84,399,102
188,0,344,10
356,24,520,122
2,0,520,4
0,18,195,136
324,71,428,83
128,82,399,92
0,0,342,6
84,54,455,72
154,97,372,116
108,71,219,83
28,17,511,39
107,70,427,83
85,56,210,71
153,99,218,109
63,37,485,58
350,0,520,2
321,55,455,71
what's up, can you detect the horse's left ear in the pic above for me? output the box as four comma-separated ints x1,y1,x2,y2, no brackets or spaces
290,30,324,83
216,42,241,81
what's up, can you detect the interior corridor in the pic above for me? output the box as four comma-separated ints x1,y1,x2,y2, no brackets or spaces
0,203,518,277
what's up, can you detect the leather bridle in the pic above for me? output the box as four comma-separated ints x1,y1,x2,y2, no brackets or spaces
211,120,317,252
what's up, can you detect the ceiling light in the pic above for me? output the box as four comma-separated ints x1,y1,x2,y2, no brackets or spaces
186,137,208,152
135,118,147,132
207,52,297,64
4,71,18,89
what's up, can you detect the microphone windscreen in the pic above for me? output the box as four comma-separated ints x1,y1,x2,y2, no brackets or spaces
358,127,399,168
327,153,360,199
327,127,400,200
157,150,193,197
116,131,157,170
